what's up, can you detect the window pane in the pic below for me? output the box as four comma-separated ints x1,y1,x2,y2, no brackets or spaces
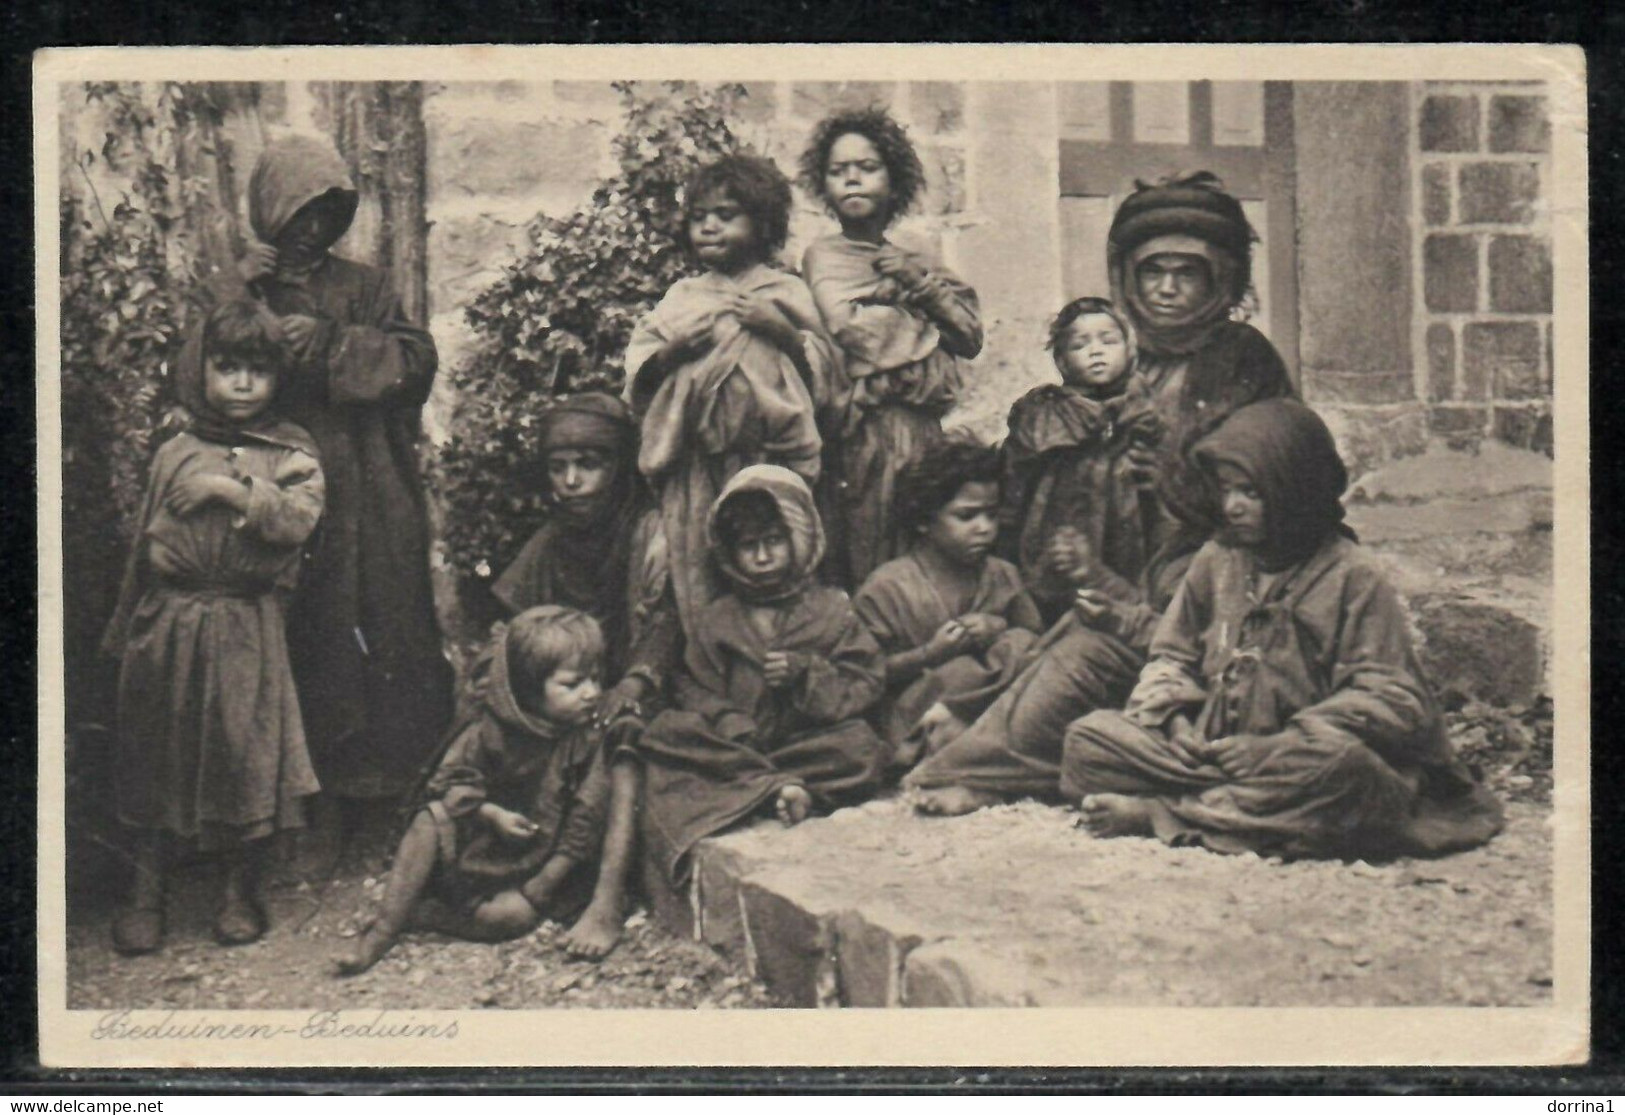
1132,83,1190,145
1058,83,1112,142
1212,82,1265,146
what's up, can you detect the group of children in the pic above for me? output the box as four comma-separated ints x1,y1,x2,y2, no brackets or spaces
102,107,1505,977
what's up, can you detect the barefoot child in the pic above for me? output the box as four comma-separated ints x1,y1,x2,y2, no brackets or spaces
634,466,888,885
1004,297,1164,628
1064,400,1504,859
337,606,637,973
853,440,1043,767
102,301,325,954
799,107,983,586
624,154,843,639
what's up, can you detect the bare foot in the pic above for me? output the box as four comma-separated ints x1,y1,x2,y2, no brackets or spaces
775,784,812,826
914,785,1003,817
563,902,622,960
917,703,969,757
334,926,396,977
1079,793,1155,838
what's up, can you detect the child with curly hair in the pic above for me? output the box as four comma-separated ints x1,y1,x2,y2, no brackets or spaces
854,439,1043,767
625,154,844,640
798,107,983,586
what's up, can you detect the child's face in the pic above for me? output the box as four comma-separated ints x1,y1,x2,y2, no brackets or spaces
1214,462,1266,549
547,448,614,509
921,480,1000,569
203,357,275,423
688,188,759,274
731,521,794,587
825,133,892,225
1056,312,1131,390
540,656,602,726
1135,252,1215,325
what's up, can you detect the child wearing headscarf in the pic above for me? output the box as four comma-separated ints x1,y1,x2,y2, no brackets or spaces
238,135,452,811
102,301,326,955
798,108,983,586
633,466,887,886
1063,400,1504,860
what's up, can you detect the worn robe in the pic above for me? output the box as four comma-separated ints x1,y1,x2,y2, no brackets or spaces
625,263,844,638
104,426,326,848
417,630,610,912
246,136,453,800
802,234,982,586
633,467,887,884
1003,375,1166,627
854,551,1043,763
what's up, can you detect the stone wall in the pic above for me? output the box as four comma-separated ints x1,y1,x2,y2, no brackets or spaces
1413,82,1554,455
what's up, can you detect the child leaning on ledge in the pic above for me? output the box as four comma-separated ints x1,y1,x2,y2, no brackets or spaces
337,606,640,974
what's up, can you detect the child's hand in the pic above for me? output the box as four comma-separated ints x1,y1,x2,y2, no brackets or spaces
1205,733,1280,780
728,293,795,342
873,244,929,289
923,619,971,664
165,473,244,517
1125,442,1160,486
279,313,323,359
955,612,1008,649
238,241,278,285
485,805,540,842
762,651,806,690
1072,589,1117,631
594,676,649,730
1165,714,1207,768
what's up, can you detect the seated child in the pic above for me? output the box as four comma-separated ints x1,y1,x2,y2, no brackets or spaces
624,154,844,639
1063,400,1505,860
634,465,888,885
337,606,638,973
102,300,325,955
853,439,1043,766
1004,297,1164,627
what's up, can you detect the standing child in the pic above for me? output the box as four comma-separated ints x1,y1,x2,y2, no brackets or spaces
634,466,888,886
102,301,326,954
1063,400,1504,860
1004,297,1164,628
337,606,638,973
624,154,843,640
799,107,983,586
854,440,1043,767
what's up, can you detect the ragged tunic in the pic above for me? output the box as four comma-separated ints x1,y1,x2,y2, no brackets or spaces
1003,376,1166,627
853,551,1042,763
633,467,887,884
247,136,453,800
418,629,610,910
625,263,844,639
1061,400,1503,859
104,427,325,848
802,234,982,586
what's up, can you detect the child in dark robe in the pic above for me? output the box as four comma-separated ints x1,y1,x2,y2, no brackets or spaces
799,107,983,586
234,135,452,848
634,466,888,885
854,439,1043,768
1063,400,1504,860
337,606,637,973
625,155,844,641
1004,297,1164,628
102,301,325,955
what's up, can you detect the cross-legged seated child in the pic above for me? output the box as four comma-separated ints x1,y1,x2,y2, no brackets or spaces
634,465,888,885
337,606,634,974
1063,400,1504,860
103,301,326,955
853,439,1043,768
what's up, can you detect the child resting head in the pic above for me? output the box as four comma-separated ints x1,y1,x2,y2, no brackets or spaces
680,154,794,276
799,106,926,234
895,438,1003,573
506,604,606,728
1047,296,1138,398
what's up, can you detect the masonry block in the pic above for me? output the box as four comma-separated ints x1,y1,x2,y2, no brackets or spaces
1464,321,1544,399
1424,234,1478,313
428,117,606,199
1413,595,1544,707
920,142,967,215
1458,162,1540,225
1488,94,1551,154
1488,235,1553,313
1419,94,1479,152
694,845,753,957
791,81,895,119
1494,406,1555,457
1427,323,1457,403
908,82,966,133
1303,369,1417,406
737,879,839,1008
902,942,1037,1008
1429,404,1489,445
1422,163,1452,226
832,910,924,1008
1318,403,1430,480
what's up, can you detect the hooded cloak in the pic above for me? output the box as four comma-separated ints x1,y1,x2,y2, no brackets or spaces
245,135,453,799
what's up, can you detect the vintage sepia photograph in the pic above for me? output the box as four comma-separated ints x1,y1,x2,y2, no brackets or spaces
35,45,1588,1068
